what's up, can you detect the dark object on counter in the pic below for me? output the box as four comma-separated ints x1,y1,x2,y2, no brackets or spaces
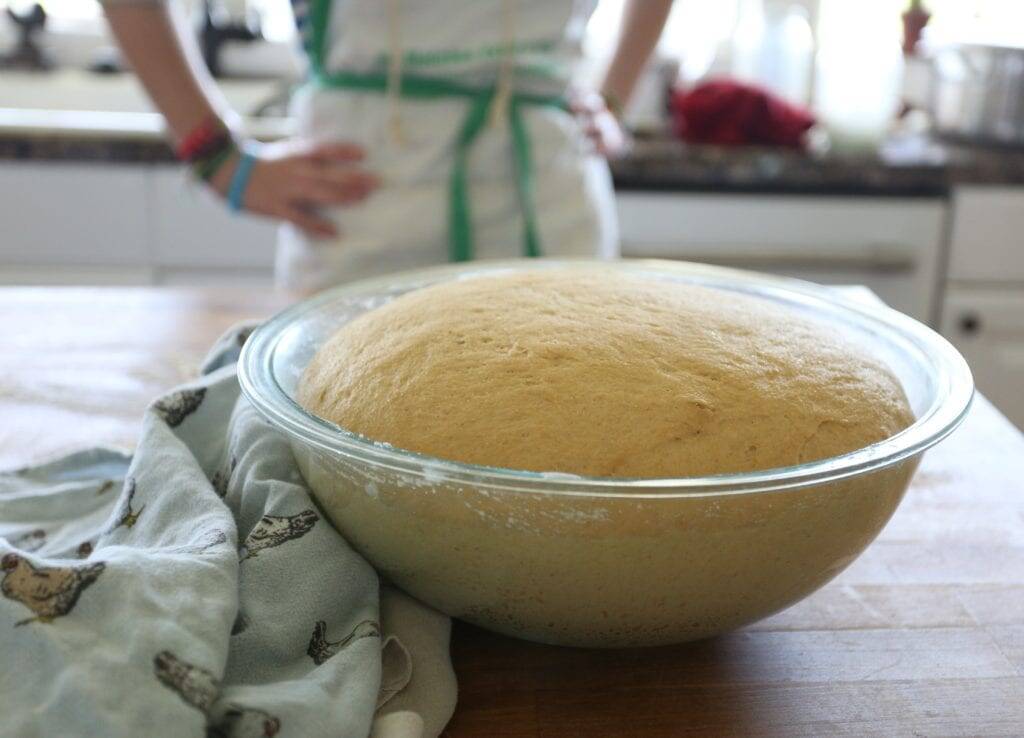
198,0,261,78
669,80,815,149
89,47,124,75
0,3,52,72
902,0,931,56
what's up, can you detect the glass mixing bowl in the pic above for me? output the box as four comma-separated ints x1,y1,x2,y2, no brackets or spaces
239,260,973,648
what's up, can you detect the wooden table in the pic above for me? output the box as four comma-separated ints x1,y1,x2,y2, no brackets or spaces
3,287,1023,737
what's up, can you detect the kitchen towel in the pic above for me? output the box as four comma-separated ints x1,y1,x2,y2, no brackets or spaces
670,79,816,148
0,325,457,738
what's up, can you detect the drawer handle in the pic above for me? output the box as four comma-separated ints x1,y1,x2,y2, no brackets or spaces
958,312,982,335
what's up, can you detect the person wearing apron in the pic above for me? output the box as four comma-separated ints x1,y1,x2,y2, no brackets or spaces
102,0,674,292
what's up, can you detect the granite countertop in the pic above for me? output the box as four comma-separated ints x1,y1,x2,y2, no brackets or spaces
3,107,1024,196
0,108,294,164
611,134,1024,196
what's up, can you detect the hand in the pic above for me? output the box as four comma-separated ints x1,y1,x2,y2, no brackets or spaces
209,140,379,238
570,90,629,158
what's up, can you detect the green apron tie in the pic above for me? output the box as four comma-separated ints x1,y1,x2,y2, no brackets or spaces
307,70,564,262
302,0,563,262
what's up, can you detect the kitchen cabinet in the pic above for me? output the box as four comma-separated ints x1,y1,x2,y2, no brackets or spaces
4,165,952,303
949,186,1024,282
942,185,1024,429
0,162,150,282
0,264,155,285
941,288,1024,427
0,162,276,286
617,193,947,323
150,166,277,284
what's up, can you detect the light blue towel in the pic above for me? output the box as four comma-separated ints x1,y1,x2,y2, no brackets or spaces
0,325,450,738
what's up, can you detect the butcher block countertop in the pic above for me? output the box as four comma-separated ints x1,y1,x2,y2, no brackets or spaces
2,287,1023,737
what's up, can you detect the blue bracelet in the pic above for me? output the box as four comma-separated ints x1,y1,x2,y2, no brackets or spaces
227,150,256,212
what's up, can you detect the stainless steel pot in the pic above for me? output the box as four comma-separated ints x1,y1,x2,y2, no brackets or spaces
930,44,1024,147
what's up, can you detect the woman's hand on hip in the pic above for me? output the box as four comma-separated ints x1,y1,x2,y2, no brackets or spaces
209,140,379,238
570,90,629,158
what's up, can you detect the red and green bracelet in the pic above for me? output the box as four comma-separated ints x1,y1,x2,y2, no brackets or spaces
176,116,237,182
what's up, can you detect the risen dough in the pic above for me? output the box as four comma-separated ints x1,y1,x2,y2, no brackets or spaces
298,269,913,478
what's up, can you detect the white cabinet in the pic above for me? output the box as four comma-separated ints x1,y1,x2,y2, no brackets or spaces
0,264,155,285
0,162,276,286
617,193,946,323
941,288,1024,428
150,166,277,277
949,186,1024,282
0,163,150,280
943,184,1024,430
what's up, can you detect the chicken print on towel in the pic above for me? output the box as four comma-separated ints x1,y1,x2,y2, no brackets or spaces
153,387,207,428
1,554,105,627
109,477,145,531
307,619,380,666
211,455,238,498
239,510,319,561
209,706,282,738
154,651,220,713
154,651,281,738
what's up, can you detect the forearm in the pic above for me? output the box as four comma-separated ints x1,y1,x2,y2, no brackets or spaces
599,0,673,109
103,2,236,144
103,2,376,237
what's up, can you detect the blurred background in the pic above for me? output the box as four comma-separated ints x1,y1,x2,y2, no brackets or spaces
0,0,1022,426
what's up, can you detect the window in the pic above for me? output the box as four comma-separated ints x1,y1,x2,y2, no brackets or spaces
584,0,1024,68
0,0,298,40
921,0,1024,48
3,0,1023,68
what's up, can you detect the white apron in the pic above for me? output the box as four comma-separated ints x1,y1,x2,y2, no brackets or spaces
276,0,618,292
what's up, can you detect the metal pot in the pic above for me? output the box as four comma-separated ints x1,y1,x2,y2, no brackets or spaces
930,44,1024,147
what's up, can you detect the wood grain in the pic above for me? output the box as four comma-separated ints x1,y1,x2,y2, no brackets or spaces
0,287,287,468
1,286,1022,737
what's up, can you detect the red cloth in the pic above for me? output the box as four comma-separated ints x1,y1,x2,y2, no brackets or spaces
669,79,815,148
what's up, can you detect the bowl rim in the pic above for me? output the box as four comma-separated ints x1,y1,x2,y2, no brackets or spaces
238,259,975,499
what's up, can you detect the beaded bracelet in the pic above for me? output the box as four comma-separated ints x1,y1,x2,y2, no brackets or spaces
194,142,237,182
177,116,236,183
177,116,226,160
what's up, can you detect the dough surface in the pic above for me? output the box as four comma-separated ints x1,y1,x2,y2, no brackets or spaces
298,268,914,478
